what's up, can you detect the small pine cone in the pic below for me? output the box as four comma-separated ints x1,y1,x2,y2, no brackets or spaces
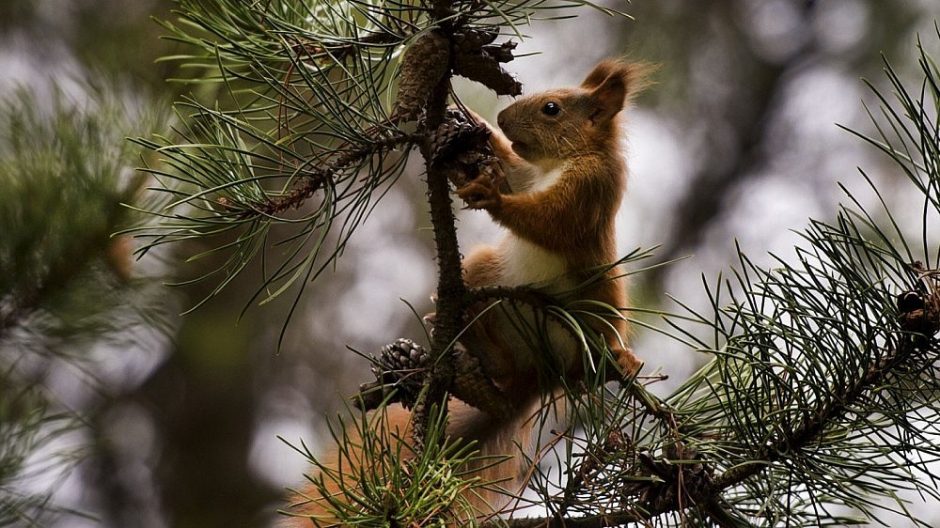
897,290,940,335
428,117,492,170
451,343,514,419
453,27,499,54
453,51,522,97
482,41,517,64
393,31,450,121
428,119,472,165
376,338,429,371
445,107,470,125
371,338,430,409
897,291,925,313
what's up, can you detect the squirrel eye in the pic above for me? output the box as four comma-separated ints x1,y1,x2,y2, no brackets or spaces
542,102,560,116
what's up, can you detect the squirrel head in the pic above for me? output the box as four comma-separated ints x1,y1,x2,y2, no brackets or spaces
496,59,648,165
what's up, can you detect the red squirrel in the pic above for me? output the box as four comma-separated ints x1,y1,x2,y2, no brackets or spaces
280,59,645,526
456,59,644,400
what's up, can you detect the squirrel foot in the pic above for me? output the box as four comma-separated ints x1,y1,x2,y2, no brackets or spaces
616,347,643,378
422,311,437,339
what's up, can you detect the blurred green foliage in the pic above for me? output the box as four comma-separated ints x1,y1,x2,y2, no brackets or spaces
0,85,171,525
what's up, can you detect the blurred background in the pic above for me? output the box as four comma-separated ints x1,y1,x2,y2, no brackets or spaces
2,0,940,526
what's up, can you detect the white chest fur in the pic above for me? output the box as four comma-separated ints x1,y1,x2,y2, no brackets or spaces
497,162,572,289
508,163,566,194
498,235,567,288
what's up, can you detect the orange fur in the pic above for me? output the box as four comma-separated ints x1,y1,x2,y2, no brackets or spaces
459,58,647,377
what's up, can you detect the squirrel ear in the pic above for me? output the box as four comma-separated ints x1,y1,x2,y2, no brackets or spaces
583,60,653,124
587,70,627,124
581,59,622,89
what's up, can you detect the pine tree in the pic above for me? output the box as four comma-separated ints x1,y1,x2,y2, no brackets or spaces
130,1,940,524
5,0,940,526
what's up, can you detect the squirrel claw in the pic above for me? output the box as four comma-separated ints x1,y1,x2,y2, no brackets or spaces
457,177,501,210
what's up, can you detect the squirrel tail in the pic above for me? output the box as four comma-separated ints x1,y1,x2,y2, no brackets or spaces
277,400,535,527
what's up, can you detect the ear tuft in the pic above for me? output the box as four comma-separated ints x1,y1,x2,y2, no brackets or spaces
582,59,655,98
582,59,655,124
581,59,622,90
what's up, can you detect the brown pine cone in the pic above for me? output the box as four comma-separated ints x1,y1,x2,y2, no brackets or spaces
427,113,491,168
369,338,431,409
393,31,450,121
451,343,515,419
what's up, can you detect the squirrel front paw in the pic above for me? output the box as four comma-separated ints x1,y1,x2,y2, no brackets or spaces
455,106,492,132
457,173,502,210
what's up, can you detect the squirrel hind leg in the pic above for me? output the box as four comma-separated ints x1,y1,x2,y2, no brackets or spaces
462,244,503,289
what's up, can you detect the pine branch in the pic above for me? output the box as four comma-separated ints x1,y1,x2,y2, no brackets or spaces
713,299,938,490
0,87,175,527
0,88,161,341
485,295,940,528
0,182,138,339
248,129,414,217
411,13,465,451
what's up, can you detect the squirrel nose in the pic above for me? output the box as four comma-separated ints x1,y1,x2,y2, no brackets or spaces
496,111,506,130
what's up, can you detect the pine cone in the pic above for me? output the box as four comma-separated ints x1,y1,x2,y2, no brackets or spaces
393,31,450,121
451,343,515,419
453,27,499,54
482,41,517,64
445,107,470,124
898,290,925,313
453,49,522,97
370,338,431,409
427,113,491,168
